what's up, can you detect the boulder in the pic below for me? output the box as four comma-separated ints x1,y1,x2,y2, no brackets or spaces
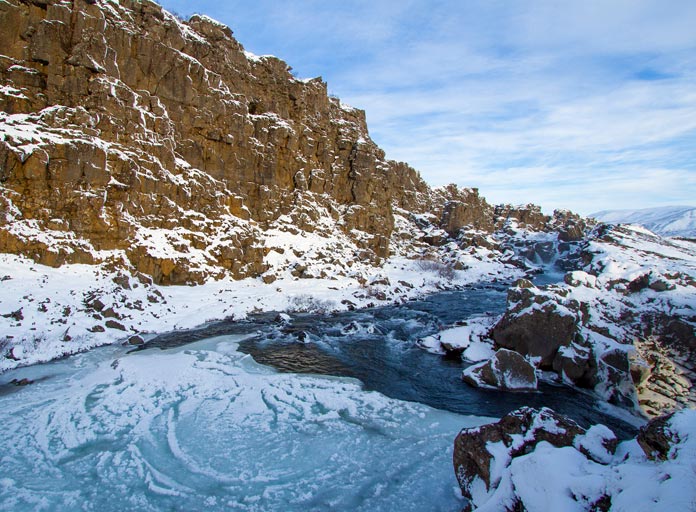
127,335,145,346
453,407,588,503
637,412,677,460
493,304,577,368
105,320,126,331
552,341,597,388
649,279,674,292
462,348,537,391
558,223,585,242
628,274,650,293
596,349,640,409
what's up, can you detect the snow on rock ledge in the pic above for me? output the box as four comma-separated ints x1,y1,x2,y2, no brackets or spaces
454,407,696,512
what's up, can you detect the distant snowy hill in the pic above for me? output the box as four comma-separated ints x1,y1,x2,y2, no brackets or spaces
591,206,696,238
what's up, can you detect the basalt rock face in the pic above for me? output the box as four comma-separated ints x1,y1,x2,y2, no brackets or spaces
492,281,578,368
0,0,433,283
0,0,595,286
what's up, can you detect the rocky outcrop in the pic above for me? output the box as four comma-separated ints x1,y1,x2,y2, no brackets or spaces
492,280,577,367
494,204,549,231
454,408,696,512
437,185,495,235
483,225,695,416
0,0,435,283
462,348,537,391
453,407,614,510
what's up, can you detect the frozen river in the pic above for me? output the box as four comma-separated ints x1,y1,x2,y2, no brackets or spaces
0,287,635,511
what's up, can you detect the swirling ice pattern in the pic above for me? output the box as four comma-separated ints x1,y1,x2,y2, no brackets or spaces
0,337,486,511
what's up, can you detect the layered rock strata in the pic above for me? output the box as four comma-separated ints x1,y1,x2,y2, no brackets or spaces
0,0,427,283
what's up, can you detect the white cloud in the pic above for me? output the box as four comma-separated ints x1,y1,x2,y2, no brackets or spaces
157,0,696,213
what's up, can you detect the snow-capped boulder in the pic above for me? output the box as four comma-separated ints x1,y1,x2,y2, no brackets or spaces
462,348,537,391
417,316,497,360
455,408,696,512
453,407,589,508
492,283,577,367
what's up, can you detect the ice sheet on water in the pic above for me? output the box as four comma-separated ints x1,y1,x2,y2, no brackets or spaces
0,336,490,512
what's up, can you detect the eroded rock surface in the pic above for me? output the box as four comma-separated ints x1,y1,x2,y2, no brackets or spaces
0,0,433,283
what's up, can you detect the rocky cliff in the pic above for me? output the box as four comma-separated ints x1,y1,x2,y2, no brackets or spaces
0,0,594,372
0,0,586,287
0,0,433,284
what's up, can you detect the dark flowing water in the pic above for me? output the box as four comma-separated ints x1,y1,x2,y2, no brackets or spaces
145,285,637,438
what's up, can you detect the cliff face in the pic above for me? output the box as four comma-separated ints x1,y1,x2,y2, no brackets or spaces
0,0,587,288
0,0,438,283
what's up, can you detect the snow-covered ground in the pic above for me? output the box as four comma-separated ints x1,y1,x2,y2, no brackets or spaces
592,206,696,238
0,252,523,374
0,333,492,511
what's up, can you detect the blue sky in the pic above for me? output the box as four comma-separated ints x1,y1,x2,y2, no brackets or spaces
158,0,696,214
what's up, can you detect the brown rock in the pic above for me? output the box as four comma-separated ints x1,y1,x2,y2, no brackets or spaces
494,204,550,230
493,305,577,368
462,349,537,391
105,319,126,331
637,412,677,460
127,334,145,346
453,407,586,500
262,274,277,284
628,274,650,293
649,279,674,292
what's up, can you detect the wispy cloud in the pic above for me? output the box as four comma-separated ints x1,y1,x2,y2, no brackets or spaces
158,0,696,214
